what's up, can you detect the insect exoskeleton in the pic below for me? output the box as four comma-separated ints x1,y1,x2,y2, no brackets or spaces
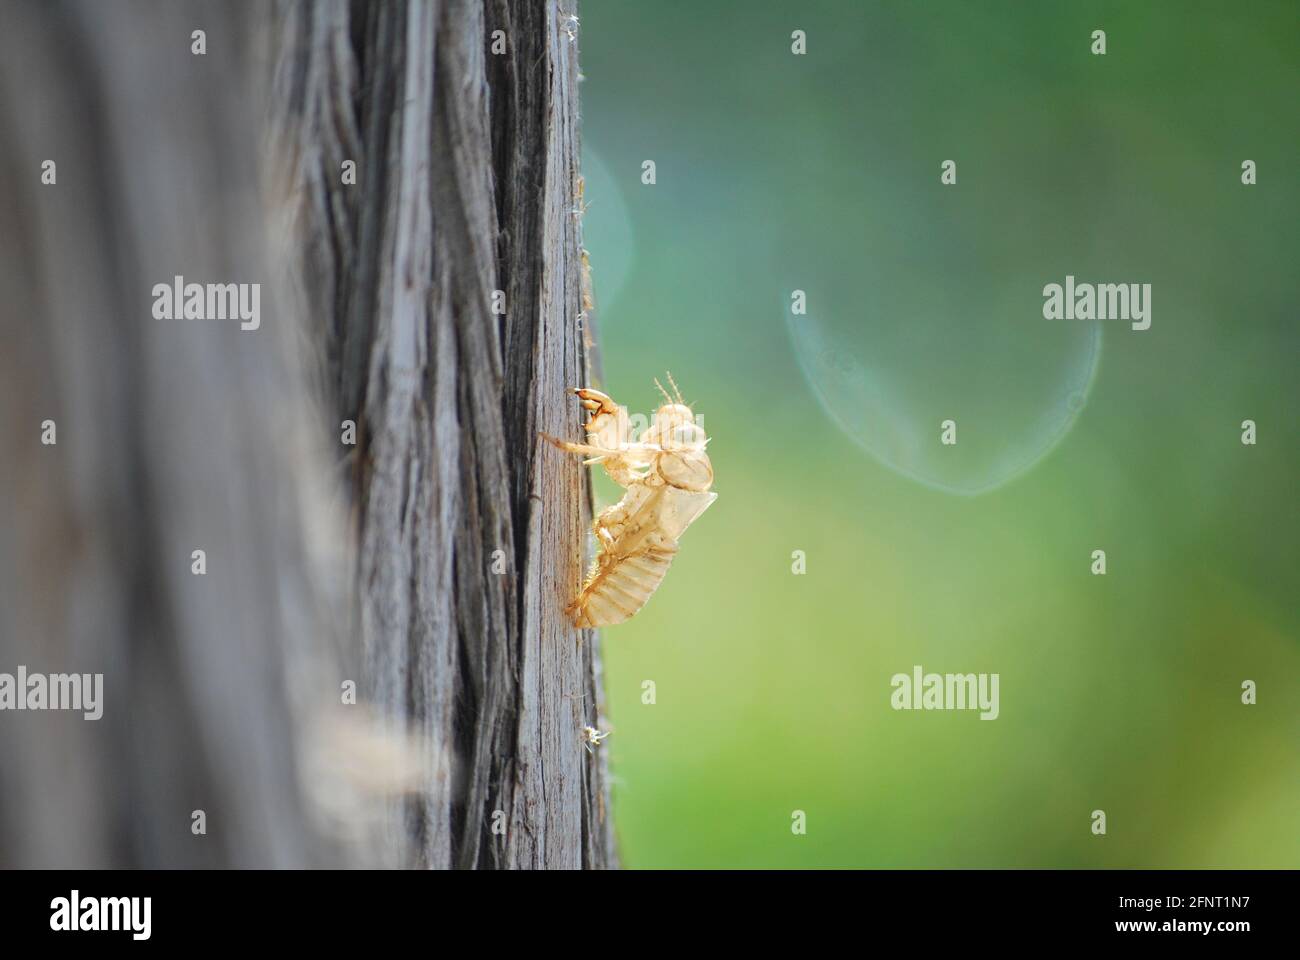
540,375,716,628
580,725,610,754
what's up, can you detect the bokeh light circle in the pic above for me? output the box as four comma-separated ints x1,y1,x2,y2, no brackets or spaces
787,304,1102,495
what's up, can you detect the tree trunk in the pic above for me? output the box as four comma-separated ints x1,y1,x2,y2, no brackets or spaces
271,0,615,870
0,0,613,870
0,0,337,868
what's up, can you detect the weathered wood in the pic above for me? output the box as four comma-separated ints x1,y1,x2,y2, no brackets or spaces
0,1,346,868
271,0,616,868
0,0,613,869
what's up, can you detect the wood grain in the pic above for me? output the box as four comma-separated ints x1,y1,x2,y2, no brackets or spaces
272,0,616,868
0,0,613,869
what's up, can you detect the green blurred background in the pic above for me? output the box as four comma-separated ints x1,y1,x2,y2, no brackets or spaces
577,1,1298,868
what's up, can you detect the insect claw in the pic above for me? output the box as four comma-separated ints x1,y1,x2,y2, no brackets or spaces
573,387,618,417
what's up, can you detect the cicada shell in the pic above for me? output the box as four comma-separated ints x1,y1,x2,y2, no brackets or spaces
542,376,715,627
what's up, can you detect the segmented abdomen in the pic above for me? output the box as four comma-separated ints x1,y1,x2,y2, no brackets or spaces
571,542,678,628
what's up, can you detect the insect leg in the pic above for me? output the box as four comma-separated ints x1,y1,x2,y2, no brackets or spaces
538,432,610,459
